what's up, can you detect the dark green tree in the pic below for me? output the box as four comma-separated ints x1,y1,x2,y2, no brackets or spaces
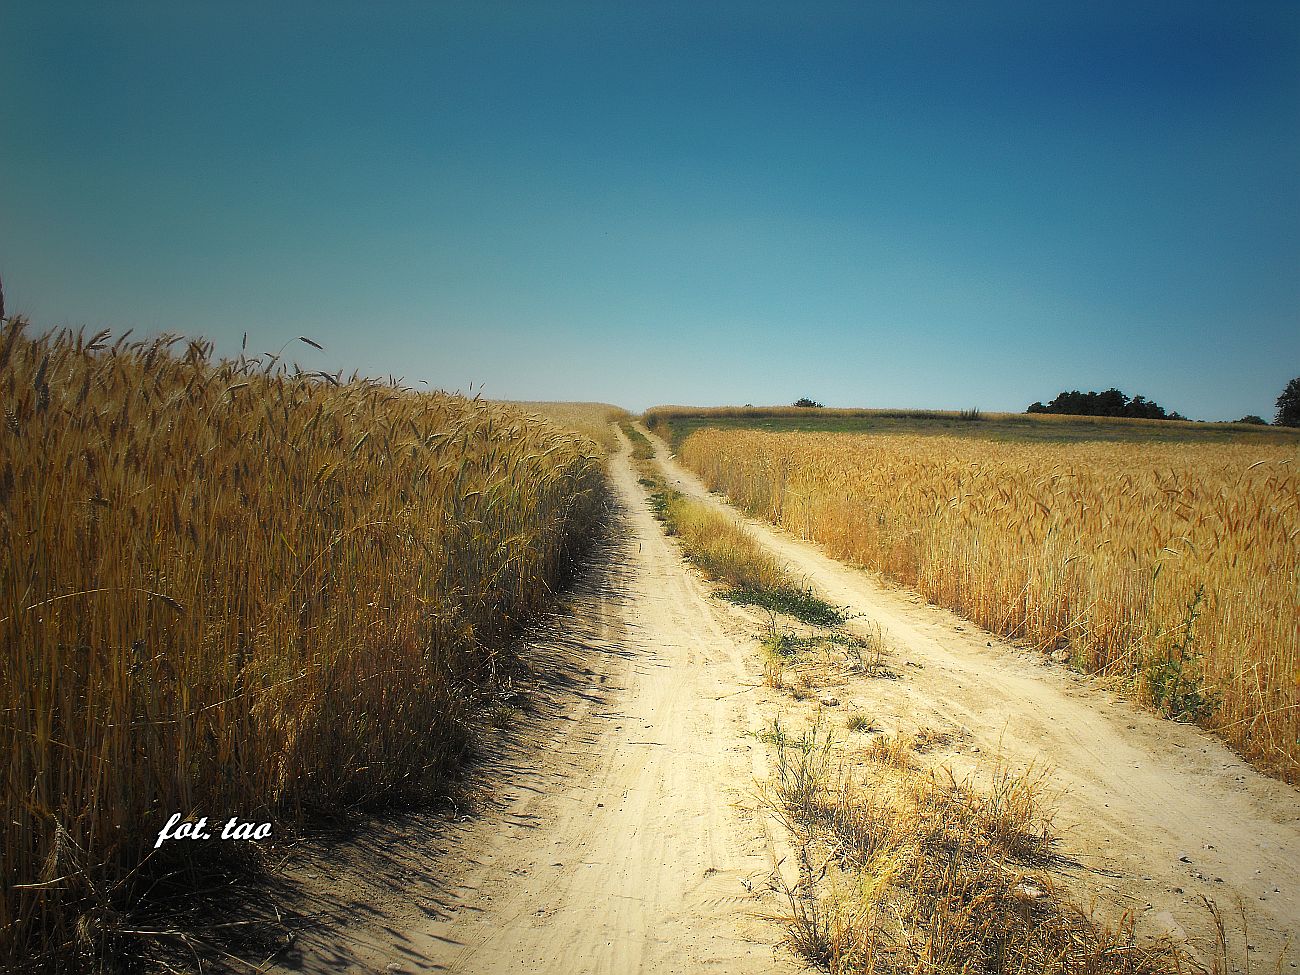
1276,377,1300,427
793,397,824,408
1025,388,1171,419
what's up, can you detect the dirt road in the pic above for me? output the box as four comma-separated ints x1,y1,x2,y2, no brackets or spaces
263,428,1299,973
266,434,808,974
641,422,1300,964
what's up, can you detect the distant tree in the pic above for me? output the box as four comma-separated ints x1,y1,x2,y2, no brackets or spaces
1277,377,1300,427
1235,415,1268,426
1127,394,1164,419
1025,388,1172,419
793,397,824,408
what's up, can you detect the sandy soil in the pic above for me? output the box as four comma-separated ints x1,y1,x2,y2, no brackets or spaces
254,427,1299,974
640,422,1299,966
261,435,808,974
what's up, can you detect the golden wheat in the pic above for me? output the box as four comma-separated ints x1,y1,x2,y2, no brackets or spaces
679,428,1300,781
507,400,628,452
0,320,607,966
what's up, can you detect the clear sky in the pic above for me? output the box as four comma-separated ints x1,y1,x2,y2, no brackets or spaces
2,2,1297,418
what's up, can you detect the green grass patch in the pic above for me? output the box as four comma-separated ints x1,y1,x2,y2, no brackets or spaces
618,419,655,460
647,487,674,520
644,407,1300,449
723,585,847,627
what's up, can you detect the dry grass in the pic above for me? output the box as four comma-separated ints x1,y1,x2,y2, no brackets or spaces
0,320,608,968
652,490,789,593
679,428,1300,782
644,478,850,627
765,719,1200,974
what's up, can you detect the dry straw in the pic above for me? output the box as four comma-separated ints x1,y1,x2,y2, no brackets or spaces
766,719,1199,974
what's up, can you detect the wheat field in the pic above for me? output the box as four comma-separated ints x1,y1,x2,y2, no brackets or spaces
0,320,608,965
677,428,1300,781
508,401,628,452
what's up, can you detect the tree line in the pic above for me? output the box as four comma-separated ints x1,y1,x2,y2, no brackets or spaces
1027,388,1179,420
1027,380,1300,426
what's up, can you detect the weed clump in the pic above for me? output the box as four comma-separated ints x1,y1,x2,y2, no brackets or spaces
724,586,847,627
765,720,1197,974
1142,586,1219,723
844,710,875,733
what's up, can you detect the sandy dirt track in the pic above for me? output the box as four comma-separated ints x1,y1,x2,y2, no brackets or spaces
640,422,1300,964
264,434,808,974
260,427,1300,974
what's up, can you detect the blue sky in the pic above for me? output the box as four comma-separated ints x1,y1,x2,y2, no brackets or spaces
2,2,1297,418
